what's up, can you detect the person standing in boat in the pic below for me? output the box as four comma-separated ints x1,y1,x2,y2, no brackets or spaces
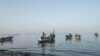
42,32,46,39
43,32,46,37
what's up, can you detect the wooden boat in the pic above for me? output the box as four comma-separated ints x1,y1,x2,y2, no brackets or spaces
0,36,13,42
0,38,4,42
38,31,55,43
38,36,55,43
94,33,98,37
66,33,72,40
6,36,13,40
75,34,81,40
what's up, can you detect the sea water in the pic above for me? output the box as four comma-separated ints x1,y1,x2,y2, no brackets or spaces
0,33,100,56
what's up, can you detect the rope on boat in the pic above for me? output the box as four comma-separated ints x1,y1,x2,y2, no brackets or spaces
49,40,65,54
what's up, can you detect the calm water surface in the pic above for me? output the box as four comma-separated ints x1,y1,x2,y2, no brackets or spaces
0,33,100,56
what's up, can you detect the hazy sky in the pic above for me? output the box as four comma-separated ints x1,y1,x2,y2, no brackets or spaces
0,0,100,34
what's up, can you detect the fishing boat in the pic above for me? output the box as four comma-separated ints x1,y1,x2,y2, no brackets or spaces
38,37,53,43
65,33,72,40
38,31,55,43
75,34,81,40
5,36,13,40
0,36,13,42
94,33,98,37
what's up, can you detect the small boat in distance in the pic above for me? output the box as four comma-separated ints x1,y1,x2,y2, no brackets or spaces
75,34,81,40
65,33,73,40
0,36,13,42
94,33,98,37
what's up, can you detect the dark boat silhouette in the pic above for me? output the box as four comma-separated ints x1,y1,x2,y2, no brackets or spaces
38,31,55,43
65,33,72,40
0,36,13,42
94,33,98,37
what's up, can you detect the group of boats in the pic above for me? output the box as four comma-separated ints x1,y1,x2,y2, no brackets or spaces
0,32,99,45
65,33,99,40
38,31,99,44
38,31,82,44
66,33,81,40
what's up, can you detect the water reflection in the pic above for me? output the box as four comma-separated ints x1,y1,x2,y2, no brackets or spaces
94,35,99,42
0,40,13,46
38,42,46,56
75,37,81,42
38,41,55,56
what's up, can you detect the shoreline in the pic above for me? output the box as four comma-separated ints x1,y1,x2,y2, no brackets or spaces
0,49,55,56
0,49,31,56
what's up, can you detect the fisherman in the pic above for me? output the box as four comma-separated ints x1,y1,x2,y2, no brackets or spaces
42,32,46,38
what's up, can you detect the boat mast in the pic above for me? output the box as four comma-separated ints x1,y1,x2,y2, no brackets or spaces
53,29,55,34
